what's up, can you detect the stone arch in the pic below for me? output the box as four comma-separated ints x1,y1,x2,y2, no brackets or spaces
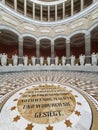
90,24,98,54
53,35,68,41
70,33,85,58
0,24,20,36
54,37,66,58
0,25,20,59
40,38,51,59
22,33,37,41
23,36,36,58
69,30,88,39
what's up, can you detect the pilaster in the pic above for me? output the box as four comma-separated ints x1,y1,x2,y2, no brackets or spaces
36,40,40,64
51,40,54,64
85,34,91,63
66,39,70,64
18,37,23,64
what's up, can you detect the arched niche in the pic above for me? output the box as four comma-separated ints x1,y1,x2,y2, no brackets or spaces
0,29,18,58
70,33,85,58
23,37,36,58
91,26,98,54
54,38,66,59
40,39,51,59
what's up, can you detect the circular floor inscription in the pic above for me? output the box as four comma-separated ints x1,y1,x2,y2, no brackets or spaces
17,85,76,124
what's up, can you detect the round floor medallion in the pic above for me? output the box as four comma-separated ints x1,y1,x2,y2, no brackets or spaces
17,84,76,124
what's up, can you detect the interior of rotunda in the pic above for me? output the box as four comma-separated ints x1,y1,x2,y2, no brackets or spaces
0,0,98,130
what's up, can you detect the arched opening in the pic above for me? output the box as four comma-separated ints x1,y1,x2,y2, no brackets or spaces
54,38,66,59
91,26,98,54
0,29,18,58
70,34,85,58
23,37,36,59
40,39,51,59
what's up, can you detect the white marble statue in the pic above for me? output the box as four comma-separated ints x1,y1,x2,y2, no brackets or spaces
55,56,59,65
47,56,51,66
1,53,7,66
61,56,66,66
12,54,18,66
31,56,36,66
79,54,85,66
40,56,44,66
23,55,28,66
71,55,75,66
91,52,97,66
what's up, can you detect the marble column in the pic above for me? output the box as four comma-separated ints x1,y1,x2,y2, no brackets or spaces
63,2,65,19
55,5,57,21
41,5,43,21
14,0,17,12
71,0,74,16
24,0,27,16
66,39,70,64
33,2,35,19
18,37,23,64
85,34,91,64
51,40,54,64
81,0,84,10
36,40,40,64
48,5,50,21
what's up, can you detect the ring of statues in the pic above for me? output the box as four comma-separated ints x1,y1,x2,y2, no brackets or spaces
0,52,98,66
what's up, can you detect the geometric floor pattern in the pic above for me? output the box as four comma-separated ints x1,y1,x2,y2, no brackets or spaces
0,71,98,102
0,71,98,130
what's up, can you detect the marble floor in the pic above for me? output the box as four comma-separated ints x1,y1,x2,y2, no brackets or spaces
0,71,98,130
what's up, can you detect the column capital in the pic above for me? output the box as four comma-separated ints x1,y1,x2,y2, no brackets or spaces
36,40,40,45
66,39,70,44
51,40,54,45
85,33,91,39
18,36,23,42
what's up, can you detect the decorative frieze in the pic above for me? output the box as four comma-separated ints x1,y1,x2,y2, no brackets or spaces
2,16,17,26
24,26,36,32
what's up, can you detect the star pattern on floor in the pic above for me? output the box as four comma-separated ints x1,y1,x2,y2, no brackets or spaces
46,125,53,130
0,71,97,130
77,102,82,106
19,93,23,95
65,120,72,127
25,123,34,130
11,106,16,111
13,115,20,122
75,110,81,116
74,95,78,98
13,98,18,101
